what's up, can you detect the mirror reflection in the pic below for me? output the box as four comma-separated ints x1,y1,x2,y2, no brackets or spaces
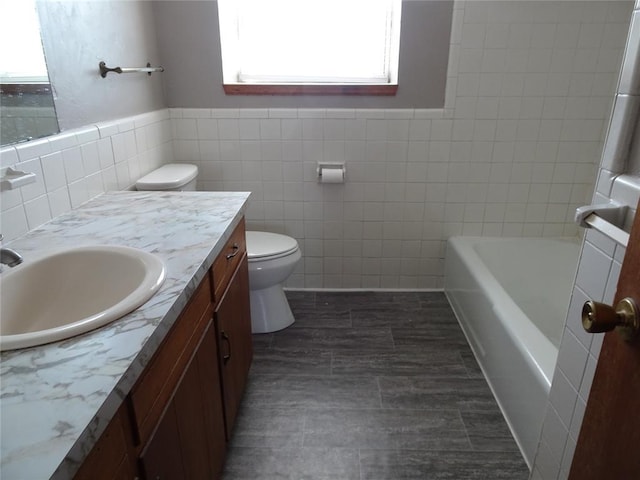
0,0,59,146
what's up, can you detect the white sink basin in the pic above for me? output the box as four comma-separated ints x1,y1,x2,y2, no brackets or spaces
0,245,166,351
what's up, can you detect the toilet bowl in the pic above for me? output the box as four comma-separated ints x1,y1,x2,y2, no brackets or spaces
136,163,301,334
246,231,301,333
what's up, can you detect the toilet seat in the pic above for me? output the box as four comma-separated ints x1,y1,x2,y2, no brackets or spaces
246,231,299,261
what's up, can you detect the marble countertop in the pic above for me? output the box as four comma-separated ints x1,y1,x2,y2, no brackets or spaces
0,191,250,479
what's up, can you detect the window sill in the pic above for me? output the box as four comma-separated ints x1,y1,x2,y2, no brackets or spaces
223,84,398,96
0,83,52,95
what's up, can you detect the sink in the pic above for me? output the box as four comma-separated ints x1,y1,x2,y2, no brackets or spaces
0,245,166,351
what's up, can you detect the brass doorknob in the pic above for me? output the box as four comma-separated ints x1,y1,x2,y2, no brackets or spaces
582,297,639,341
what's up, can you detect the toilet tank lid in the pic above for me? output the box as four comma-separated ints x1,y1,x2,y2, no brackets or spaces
135,163,198,190
246,231,299,259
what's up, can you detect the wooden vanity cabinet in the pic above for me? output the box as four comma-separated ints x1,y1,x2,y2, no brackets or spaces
74,219,252,480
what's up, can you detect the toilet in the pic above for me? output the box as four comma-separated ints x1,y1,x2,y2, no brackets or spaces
245,231,301,333
135,163,301,334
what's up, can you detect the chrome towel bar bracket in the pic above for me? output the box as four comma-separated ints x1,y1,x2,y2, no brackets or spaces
99,61,164,78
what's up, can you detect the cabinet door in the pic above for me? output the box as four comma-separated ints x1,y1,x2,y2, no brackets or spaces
173,319,227,479
139,402,185,480
73,404,136,480
215,254,253,438
173,350,212,479
196,319,227,478
140,320,227,480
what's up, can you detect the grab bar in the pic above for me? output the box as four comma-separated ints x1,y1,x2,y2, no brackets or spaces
575,202,630,247
99,61,164,78
582,213,629,247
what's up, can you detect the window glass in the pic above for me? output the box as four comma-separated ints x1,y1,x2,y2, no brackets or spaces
218,0,401,86
0,0,48,83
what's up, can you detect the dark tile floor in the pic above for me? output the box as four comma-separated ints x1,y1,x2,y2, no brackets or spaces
222,291,529,480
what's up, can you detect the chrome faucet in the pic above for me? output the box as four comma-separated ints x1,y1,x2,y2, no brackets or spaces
0,234,23,268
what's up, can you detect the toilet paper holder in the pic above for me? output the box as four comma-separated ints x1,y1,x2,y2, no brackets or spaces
317,163,346,183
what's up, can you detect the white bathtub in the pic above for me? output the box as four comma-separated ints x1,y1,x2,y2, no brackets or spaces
444,236,580,468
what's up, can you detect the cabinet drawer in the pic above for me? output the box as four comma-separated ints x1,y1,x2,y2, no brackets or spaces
130,273,213,447
212,218,246,303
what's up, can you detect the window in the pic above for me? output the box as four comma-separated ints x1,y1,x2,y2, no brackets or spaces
0,0,49,84
217,0,402,95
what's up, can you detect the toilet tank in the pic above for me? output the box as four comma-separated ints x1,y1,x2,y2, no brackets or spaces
135,164,199,191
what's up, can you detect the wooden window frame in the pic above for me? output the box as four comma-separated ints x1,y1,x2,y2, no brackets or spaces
0,83,52,95
222,84,398,96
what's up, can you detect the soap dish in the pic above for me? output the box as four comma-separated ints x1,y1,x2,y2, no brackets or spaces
0,167,37,191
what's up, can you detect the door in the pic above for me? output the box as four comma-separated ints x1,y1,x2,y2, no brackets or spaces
569,202,640,478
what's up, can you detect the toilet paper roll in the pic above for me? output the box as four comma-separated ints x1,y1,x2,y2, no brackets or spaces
320,168,344,184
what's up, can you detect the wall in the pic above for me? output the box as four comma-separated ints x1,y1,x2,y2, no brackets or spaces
531,1,640,478
0,110,173,242
1,1,170,242
1,0,631,290
37,1,166,131
153,0,453,109
169,1,632,289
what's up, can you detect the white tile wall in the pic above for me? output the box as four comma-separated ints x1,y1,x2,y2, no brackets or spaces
531,0,638,478
169,1,631,289
531,232,625,480
0,110,172,242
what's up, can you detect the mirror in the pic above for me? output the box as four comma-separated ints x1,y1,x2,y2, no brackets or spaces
0,0,59,146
